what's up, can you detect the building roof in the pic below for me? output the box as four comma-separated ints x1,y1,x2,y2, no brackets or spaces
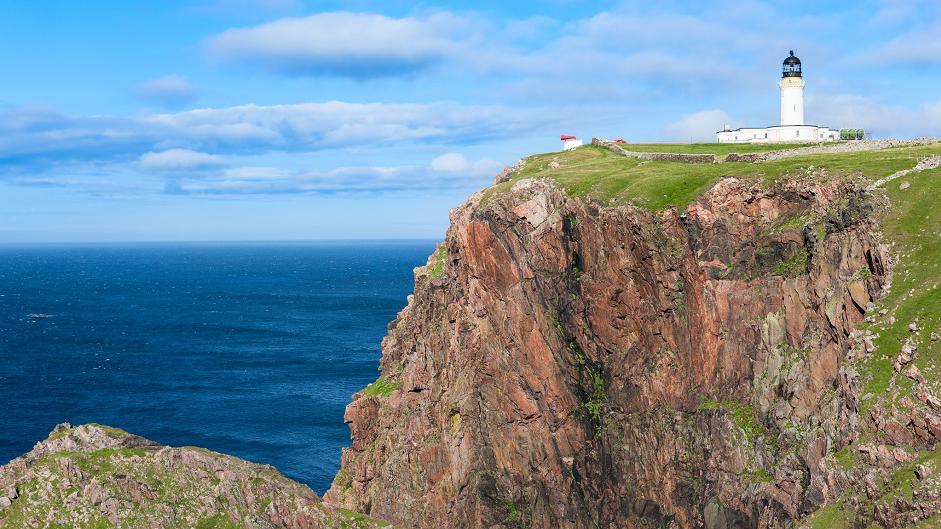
715,124,839,134
783,50,801,65
560,135,577,141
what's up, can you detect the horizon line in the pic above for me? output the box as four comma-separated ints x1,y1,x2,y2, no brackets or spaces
0,237,443,247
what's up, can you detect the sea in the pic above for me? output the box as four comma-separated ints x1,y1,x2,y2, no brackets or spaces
0,240,436,494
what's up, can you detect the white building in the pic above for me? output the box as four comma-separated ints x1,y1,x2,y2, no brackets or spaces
716,51,839,144
561,134,583,151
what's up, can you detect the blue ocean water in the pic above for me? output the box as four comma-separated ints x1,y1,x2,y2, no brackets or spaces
0,241,435,494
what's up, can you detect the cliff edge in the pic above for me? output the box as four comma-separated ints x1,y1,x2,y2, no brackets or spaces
327,142,941,529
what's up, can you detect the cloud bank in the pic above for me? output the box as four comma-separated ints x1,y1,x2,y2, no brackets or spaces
0,102,538,195
0,102,546,172
167,152,502,195
206,12,474,78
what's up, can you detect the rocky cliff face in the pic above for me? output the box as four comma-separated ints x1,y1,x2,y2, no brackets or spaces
0,424,390,529
326,175,889,529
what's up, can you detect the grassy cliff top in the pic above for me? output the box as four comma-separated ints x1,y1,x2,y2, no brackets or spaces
485,142,941,211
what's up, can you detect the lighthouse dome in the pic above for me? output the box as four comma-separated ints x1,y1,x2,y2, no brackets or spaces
783,50,802,77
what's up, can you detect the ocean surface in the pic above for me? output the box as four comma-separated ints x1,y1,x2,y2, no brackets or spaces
0,241,435,494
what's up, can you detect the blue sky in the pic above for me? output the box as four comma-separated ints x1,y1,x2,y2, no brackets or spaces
2,0,940,243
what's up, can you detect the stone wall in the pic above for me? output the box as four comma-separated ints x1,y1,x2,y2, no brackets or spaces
591,138,717,163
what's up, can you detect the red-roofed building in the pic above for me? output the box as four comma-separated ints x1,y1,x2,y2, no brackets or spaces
561,135,583,151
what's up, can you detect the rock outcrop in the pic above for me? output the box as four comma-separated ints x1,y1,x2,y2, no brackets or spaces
327,175,888,529
0,423,390,529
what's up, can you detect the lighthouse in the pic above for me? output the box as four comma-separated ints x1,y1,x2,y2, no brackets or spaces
715,50,839,143
780,51,804,126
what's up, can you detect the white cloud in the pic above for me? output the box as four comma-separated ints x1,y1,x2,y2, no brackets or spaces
431,152,470,172
206,12,476,78
139,149,226,171
169,153,504,195
662,110,733,142
868,25,941,65
0,102,548,174
199,6,786,91
808,94,941,138
136,75,198,106
431,152,503,177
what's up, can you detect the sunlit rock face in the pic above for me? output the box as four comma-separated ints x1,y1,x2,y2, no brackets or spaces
327,175,887,529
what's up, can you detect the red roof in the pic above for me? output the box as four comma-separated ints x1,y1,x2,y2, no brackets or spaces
613,138,627,144
560,134,577,141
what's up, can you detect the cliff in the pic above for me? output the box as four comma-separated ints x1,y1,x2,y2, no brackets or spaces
327,142,941,528
0,424,390,529
4,141,941,529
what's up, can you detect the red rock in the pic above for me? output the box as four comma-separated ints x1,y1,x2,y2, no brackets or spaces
328,178,888,529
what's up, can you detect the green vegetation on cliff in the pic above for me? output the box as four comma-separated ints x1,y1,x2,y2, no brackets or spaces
486,142,941,212
856,163,941,407
427,244,448,278
362,375,400,398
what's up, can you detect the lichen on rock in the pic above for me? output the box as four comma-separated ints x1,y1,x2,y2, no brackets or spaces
0,423,391,529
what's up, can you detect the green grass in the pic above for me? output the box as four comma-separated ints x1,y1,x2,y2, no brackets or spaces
698,399,769,446
491,145,724,210
362,375,401,398
334,508,393,529
833,446,858,470
428,245,448,278
618,142,816,155
195,514,243,529
585,367,605,429
854,165,941,412
744,468,774,483
804,502,852,529
772,249,809,279
484,143,941,212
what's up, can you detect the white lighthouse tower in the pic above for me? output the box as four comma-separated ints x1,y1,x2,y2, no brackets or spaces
780,51,804,126
716,50,839,143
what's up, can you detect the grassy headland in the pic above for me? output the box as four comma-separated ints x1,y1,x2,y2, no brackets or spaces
485,142,941,211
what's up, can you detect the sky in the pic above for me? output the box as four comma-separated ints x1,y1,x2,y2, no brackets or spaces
1,0,940,243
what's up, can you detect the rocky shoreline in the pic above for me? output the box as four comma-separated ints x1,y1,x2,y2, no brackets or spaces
0,424,390,529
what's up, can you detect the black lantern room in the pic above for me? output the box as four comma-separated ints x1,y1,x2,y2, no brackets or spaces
783,50,802,78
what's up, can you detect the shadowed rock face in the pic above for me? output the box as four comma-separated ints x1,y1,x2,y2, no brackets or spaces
326,176,887,529
0,423,391,529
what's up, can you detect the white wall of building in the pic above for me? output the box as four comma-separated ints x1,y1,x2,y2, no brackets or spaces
716,125,838,144
780,77,805,126
562,139,584,151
